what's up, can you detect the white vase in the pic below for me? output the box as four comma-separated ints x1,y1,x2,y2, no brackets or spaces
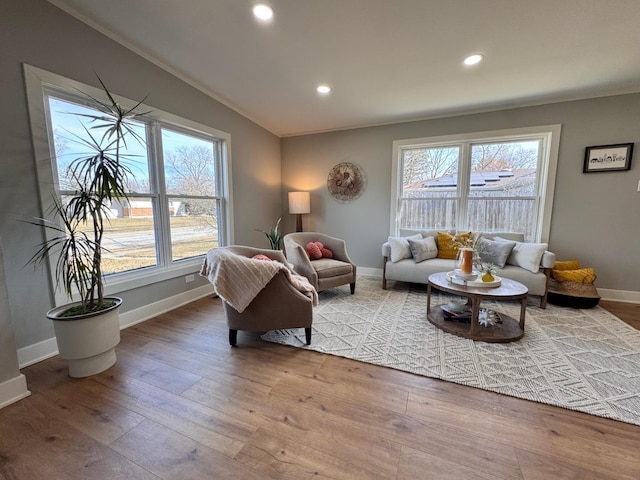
47,297,122,378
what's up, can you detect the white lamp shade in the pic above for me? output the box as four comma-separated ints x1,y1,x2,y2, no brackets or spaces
288,191,310,214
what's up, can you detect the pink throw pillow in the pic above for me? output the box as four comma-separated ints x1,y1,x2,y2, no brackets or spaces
306,242,322,260
321,247,333,258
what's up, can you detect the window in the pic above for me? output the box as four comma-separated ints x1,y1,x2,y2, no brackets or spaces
24,65,233,297
391,126,560,242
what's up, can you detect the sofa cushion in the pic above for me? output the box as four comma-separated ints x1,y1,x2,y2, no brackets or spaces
306,241,333,260
388,234,422,262
408,236,438,263
553,259,581,271
312,258,354,278
495,237,548,273
436,231,471,259
306,242,323,259
477,237,516,268
552,268,596,284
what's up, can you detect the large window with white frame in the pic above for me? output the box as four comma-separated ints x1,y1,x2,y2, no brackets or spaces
24,65,233,297
391,125,561,242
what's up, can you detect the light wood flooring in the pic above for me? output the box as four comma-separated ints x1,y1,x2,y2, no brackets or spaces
1,295,639,479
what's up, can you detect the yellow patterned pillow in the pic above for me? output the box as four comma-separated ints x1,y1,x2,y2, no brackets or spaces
553,260,581,271
436,231,472,259
552,268,596,284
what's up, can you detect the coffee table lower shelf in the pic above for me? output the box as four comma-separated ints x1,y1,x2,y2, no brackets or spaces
428,306,524,343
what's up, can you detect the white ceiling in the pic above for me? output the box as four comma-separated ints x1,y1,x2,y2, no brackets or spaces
50,0,640,137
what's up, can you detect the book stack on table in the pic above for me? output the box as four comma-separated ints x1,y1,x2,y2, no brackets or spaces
440,304,472,323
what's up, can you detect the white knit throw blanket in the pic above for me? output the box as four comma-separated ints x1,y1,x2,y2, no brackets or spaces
200,248,318,313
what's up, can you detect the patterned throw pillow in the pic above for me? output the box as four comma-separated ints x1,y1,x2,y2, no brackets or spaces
436,231,472,259
477,237,516,268
494,237,548,273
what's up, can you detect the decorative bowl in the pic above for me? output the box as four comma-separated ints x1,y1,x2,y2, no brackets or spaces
453,269,479,281
447,298,467,312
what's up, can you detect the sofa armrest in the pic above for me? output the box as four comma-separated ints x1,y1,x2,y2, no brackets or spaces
320,235,355,265
541,251,556,269
382,242,391,258
284,241,318,286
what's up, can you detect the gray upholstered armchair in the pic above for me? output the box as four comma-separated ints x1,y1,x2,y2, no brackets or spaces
283,232,357,294
200,246,316,346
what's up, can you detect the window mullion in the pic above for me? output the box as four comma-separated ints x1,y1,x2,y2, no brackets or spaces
457,142,471,230
149,121,172,267
215,140,227,245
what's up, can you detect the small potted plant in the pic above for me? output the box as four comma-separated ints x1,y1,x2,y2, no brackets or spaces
256,217,283,250
479,263,497,282
27,77,148,377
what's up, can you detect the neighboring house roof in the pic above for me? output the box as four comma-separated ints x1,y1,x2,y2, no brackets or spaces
406,169,535,191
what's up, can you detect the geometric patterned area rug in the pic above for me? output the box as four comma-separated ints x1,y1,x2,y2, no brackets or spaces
262,275,640,426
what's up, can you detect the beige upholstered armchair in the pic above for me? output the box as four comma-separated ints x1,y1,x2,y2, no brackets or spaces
283,232,357,294
200,246,316,346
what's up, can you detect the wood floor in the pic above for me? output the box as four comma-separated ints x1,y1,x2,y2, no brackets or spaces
1,295,639,479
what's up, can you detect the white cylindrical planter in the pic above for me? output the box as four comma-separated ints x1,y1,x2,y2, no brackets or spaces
47,297,122,378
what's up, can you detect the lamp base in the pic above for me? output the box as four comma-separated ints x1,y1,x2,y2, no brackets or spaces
295,214,303,232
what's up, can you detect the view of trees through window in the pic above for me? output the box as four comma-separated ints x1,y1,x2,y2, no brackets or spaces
400,139,541,240
48,95,221,275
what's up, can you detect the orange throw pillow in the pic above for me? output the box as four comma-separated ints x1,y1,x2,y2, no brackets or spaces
552,268,596,284
437,231,472,259
553,260,581,271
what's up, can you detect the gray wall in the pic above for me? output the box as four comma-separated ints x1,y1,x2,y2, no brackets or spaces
282,94,640,293
0,0,281,351
0,236,20,383
2,0,639,369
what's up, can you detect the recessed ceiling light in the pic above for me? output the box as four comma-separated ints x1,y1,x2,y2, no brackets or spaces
463,54,484,66
317,84,332,95
252,3,274,21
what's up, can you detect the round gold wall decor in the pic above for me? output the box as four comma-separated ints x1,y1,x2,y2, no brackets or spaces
327,162,366,202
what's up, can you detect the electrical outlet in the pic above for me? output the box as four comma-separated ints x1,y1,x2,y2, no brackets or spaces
185,274,195,283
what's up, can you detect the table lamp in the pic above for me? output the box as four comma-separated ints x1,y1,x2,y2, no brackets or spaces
288,191,310,232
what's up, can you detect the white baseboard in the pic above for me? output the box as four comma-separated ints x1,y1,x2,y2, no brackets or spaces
0,374,31,410
17,284,215,369
358,267,383,277
361,268,640,304
119,284,215,329
17,337,60,368
15,277,637,369
598,288,640,304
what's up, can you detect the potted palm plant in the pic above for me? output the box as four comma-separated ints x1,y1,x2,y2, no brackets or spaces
28,77,148,377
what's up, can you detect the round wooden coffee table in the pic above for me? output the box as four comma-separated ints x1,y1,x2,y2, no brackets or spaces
427,272,528,343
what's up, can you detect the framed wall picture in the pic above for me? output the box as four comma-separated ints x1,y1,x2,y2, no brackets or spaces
583,143,634,173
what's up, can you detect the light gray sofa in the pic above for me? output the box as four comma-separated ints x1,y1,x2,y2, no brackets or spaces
381,230,556,308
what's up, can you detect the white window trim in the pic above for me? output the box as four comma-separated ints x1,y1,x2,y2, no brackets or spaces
23,64,234,303
390,124,561,242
